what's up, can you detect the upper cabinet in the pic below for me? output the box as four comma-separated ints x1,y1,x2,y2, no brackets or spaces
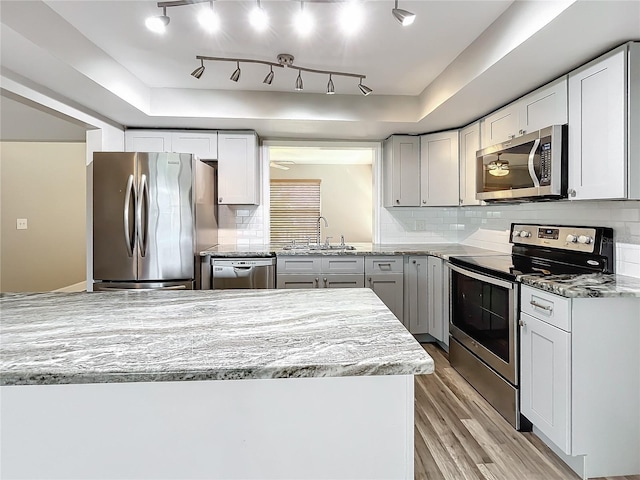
481,77,568,148
420,131,459,206
568,42,639,200
124,130,218,159
217,132,260,205
459,122,482,206
382,135,421,207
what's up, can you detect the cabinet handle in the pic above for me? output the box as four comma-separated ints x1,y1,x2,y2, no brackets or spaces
508,134,516,140
219,197,223,202
412,260,417,264
323,277,327,286
530,300,553,312
519,319,526,327
396,199,400,204
368,277,372,283
519,129,525,135
314,277,319,287
422,200,426,204
568,189,577,198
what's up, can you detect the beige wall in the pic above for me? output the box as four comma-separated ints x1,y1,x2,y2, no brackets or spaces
1,142,86,292
271,164,372,243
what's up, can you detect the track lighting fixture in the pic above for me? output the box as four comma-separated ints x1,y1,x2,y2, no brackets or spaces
326,74,335,95
263,65,275,85
249,0,269,31
230,62,241,82
295,70,304,91
190,59,205,79
392,0,416,26
190,53,373,96
145,6,170,34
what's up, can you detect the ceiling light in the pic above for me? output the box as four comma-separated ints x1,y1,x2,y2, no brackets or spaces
191,59,205,79
339,2,364,35
294,1,314,35
263,65,274,85
327,75,335,95
249,0,269,31
230,62,241,82
295,70,304,91
392,0,416,26
358,79,373,96
198,1,220,32
145,7,170,34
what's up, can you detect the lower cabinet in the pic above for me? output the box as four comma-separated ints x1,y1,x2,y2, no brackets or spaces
276,256,364,289
405,256,429,334
519,285,640,479
365,256,404,321
427,257,448,344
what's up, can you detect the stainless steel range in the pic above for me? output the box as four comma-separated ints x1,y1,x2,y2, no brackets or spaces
447,223,614,430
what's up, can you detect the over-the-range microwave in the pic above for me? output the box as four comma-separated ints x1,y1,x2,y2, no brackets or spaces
476,125,567,202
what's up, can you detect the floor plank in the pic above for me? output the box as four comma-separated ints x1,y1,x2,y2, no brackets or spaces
414,343,640,480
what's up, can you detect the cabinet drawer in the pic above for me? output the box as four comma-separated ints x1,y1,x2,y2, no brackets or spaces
277,256,321,274
321,256,364,274
521,286,571,331
276,274,319,289
365,256,403,274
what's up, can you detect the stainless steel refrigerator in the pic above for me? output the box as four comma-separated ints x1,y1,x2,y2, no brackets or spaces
93,152,217,291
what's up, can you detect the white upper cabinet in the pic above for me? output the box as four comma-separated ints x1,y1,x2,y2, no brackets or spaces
382,136,421,207
420,131,459,206
459,122,482,206
480,77,568,148
568,43,639,200
217,132,260,205
124,130,218,159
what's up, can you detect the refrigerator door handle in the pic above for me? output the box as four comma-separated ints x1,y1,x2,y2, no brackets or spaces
136,174,149,257
123,174,135,257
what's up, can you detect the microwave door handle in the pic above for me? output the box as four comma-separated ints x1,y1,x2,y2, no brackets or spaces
528,138,541,188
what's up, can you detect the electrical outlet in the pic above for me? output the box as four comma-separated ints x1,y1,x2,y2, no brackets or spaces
415,219,426,231
16,218,28,230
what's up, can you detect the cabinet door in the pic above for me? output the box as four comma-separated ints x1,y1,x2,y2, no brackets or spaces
459,122,482,206
407,256,428,334
520,312,572,454
481,103,519,147
366,274,403,321
427,257,445,342
276,274,319,289
171,132,218,159
124,131,172,152
568,46,627,200
383,136,420,207
420,131,459,206
323,274,364,288
321,256,364,274
519,77,568,135
218,133,259,205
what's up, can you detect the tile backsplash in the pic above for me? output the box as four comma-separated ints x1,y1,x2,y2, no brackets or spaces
218,205,267,247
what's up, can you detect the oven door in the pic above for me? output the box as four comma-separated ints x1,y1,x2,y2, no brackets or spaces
448,263,518,385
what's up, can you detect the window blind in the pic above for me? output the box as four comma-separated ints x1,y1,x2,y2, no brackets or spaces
270,179,321,247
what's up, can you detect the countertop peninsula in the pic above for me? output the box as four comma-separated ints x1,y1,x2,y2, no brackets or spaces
0,289,434,387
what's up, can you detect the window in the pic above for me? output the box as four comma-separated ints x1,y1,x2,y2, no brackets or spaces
270,179,321,247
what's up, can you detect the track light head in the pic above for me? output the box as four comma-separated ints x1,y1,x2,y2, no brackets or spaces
392,0,415,26
295,70,304,91
230,62,241,82
145,7,170,33
191,60,205,79
327,75,335,95
263,66,274,85
358,80,372,96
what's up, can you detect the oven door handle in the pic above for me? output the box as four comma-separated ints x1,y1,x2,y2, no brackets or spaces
447,263,515,290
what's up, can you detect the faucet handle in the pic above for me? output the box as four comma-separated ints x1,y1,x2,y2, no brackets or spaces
324,236,333,246
340,235,345,246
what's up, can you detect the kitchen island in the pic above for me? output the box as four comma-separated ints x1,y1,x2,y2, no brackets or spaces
0,289,433,479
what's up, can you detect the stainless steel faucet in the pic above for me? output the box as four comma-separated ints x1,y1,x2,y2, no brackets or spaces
316,216,328,246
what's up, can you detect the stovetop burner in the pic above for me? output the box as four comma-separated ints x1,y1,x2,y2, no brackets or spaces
449,223,614,281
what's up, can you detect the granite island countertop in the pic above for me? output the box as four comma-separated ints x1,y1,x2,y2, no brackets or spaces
0,289,434,387
201,243,506,260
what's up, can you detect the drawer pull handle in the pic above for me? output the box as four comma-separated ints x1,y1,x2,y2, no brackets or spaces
530,300,553,312
519,319,525,327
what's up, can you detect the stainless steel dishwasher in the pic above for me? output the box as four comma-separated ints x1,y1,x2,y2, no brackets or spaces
211,257,276,289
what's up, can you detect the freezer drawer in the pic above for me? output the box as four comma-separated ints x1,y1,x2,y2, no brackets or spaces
211,258,276,289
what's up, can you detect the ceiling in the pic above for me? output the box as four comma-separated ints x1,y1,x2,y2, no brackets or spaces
1,0,639,140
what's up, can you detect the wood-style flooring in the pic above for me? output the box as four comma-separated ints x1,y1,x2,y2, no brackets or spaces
414,343,640,480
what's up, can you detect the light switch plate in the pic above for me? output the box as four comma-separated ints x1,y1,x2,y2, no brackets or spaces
16,218,28,230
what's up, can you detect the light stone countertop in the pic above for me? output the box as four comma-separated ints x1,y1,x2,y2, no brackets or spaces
518,273,640,298
0,289,434,387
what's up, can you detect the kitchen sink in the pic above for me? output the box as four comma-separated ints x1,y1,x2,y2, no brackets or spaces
281,244,356,251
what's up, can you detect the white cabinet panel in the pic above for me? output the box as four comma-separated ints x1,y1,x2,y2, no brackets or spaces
520,312,571,454
171,132,217,159
124,131,172,152
568,46,627,200
382,136,420,207
366,274,403,321
459,122,481,206
218,132,259,205
420,131,459,206
519,77,568,135
406,256,428,334
427,257,446,343
481,103,519,147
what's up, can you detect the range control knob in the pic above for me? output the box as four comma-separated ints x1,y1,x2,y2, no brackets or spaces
512,230,521,239
566,234,578,243
519,230,531,238
577,235,593,244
